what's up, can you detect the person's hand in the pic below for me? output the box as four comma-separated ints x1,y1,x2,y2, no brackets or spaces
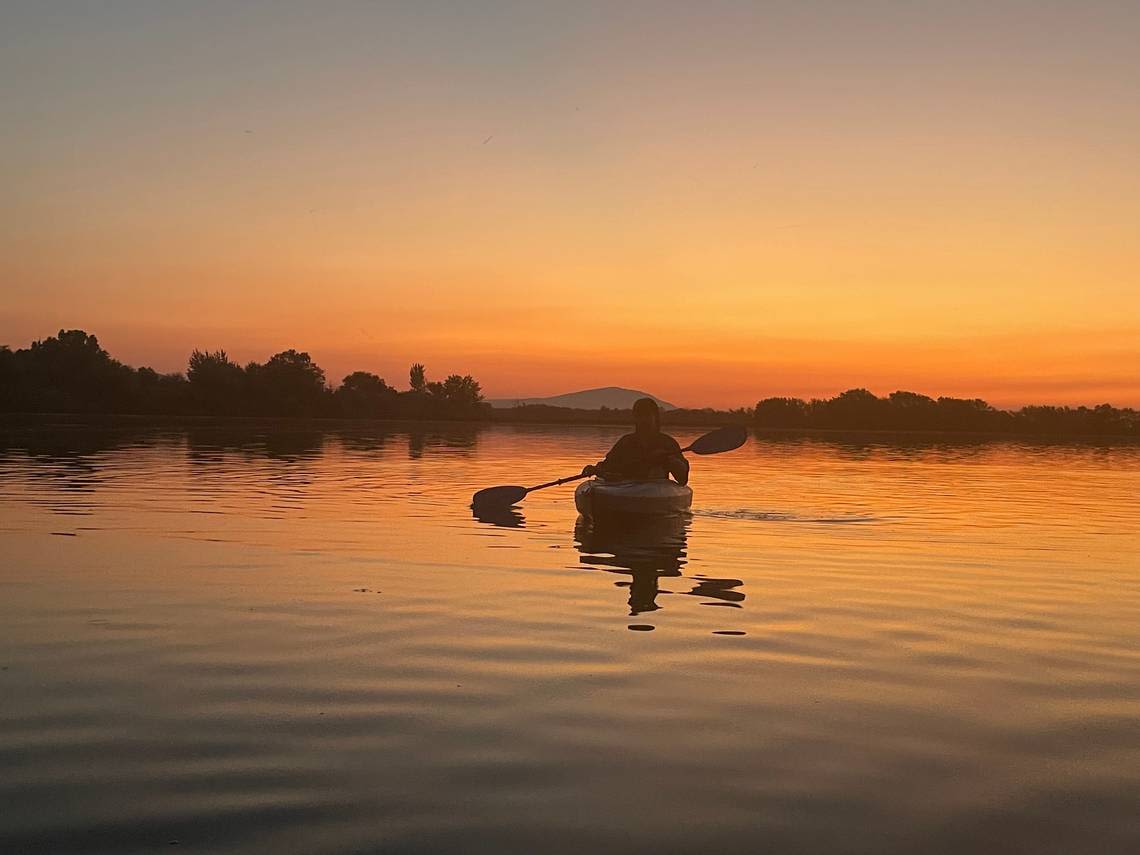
581,464,598,476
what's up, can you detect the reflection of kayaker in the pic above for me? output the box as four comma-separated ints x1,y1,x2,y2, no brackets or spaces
574,515,747,617
574,514,688,615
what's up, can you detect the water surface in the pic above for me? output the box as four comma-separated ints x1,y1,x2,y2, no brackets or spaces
2,424,1139,853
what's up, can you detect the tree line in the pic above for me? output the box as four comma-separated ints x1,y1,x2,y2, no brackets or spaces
2,330,1137,437
754,388,1139,438
0,330,485,420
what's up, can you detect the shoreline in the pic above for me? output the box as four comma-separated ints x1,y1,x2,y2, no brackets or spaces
2,411,1139,444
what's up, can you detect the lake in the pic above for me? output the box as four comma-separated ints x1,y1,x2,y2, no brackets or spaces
2,423,1138,854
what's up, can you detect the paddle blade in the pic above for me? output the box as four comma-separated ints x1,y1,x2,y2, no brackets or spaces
687,425,749,455
471,485,528,508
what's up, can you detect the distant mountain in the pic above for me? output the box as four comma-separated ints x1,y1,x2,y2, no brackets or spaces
488,386,677,411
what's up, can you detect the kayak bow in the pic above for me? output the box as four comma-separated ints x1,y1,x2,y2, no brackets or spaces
574,478,693,518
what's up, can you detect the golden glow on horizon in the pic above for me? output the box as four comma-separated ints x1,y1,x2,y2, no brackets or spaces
2,3,1139,407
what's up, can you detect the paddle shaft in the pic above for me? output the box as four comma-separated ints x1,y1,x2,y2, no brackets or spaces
525,472,590,494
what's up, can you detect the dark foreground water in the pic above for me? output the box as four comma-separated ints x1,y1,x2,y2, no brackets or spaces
2,423,1139,854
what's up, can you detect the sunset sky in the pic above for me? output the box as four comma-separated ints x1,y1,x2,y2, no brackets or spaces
3,1,1139,408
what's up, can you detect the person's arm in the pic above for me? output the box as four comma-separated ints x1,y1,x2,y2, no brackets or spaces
583,435,630,477
665,449,684,483
666,440,689,485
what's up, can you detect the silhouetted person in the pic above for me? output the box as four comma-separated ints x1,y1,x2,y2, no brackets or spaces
583,397,689,484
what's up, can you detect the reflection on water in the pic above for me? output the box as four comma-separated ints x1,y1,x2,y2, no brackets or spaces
477,498,748,622
575,513,690,616
2,422,1140,854
472,503,526,528
408,427,479,459
574,514,747,622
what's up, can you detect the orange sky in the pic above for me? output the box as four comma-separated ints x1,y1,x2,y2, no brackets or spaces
3,2,1139,408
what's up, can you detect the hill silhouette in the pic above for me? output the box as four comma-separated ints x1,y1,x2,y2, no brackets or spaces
488,387,677,411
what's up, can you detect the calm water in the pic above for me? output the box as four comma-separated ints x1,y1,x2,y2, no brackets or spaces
2,423,1139,854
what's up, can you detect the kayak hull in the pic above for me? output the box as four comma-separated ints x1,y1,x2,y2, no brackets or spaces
574,479,693,518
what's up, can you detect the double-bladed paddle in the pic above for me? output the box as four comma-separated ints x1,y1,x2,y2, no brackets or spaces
470,424,748,509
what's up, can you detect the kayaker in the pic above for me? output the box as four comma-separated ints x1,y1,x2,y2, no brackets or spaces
582,398,690,485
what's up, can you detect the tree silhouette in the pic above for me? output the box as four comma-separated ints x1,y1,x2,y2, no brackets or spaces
818,388,885,429
245,349,329,416
4,329,136,412
1,330,1137,437
436,374,482,405
751,388,1069,434
133,366,190,414
426,374,484,418
0,346,17,411
187,349,245,414
409,363,427,394
886,391,938,430
753,396,809,428
336,371,397,418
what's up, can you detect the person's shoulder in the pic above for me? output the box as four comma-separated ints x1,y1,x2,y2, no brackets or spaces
659,433,682,450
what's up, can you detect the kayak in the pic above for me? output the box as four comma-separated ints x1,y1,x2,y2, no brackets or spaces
574,478,693,518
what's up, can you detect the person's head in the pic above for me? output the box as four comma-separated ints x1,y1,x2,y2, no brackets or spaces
632,397,661,436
